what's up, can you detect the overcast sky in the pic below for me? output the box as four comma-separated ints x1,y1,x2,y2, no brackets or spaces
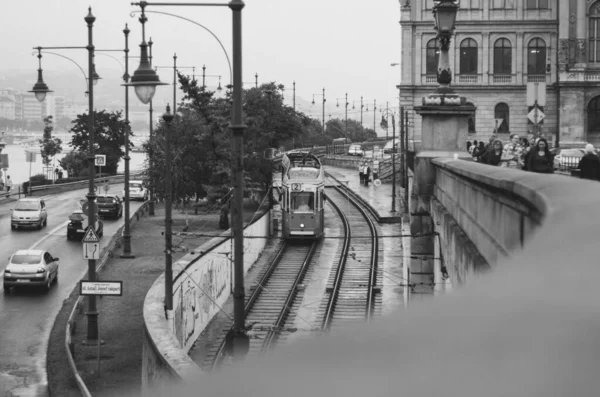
0,0,402,128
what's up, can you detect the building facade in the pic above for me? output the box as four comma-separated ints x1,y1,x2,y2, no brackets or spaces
400,0,600,146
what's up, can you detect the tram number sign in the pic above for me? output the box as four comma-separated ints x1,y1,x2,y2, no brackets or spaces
291,183,302,191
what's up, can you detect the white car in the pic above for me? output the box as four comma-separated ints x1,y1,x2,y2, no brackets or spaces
11,198,48,230
122,180,148,201
347,144,365,157
3,249,59,293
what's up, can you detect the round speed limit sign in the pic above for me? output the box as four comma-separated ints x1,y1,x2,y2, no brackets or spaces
374,179,381,187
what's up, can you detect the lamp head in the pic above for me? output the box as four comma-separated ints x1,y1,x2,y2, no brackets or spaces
124,40,167,104
29,69,52,103
91,64,101,86
433,0,459,35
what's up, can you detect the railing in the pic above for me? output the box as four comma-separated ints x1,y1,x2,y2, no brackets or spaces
28,172,144,196
527,74,548,83
491,74,514,84
457,74,479,84
423,74,438,84
584,72,600,81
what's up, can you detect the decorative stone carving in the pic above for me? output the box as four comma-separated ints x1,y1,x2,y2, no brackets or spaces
559,39,570,65
569,14,576,24
577,39,587,63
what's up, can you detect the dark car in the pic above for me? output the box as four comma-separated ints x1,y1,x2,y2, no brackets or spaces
97,195,123,219
66,210,103,240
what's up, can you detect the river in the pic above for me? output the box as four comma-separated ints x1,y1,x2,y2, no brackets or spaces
0,144,147,186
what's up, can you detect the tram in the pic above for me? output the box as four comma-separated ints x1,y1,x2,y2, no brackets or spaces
280,150,325,240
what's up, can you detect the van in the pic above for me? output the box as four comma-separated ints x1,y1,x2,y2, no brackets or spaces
383,140,401,154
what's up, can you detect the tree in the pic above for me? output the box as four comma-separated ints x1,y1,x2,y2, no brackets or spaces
58,150,87,177
69,110,132,175
38,116,63,170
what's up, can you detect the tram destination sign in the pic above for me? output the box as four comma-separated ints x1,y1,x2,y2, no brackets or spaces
80,281,123,296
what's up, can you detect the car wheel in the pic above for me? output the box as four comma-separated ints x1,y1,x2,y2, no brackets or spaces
44,278,52,292
43,218,47,227
38,221,43,230
3,284,9,294
54,271,59,284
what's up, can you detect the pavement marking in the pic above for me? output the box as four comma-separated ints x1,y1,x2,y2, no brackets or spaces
30,220,70,250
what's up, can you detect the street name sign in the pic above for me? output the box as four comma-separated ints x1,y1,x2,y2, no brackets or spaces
80,281,123,296
83,242,100,260
95,154,106,167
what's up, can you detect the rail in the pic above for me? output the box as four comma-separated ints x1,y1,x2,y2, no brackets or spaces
64,200,150,397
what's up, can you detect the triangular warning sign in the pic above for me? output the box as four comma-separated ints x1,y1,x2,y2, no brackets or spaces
82,227,100,243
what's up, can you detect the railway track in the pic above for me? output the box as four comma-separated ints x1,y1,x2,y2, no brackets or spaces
206,240,317,370
319,180,380,331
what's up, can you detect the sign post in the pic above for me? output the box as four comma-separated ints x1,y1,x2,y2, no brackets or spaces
95,155,106,178
25,150,36,196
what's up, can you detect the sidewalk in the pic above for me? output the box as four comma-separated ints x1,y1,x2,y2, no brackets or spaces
323,164,405,221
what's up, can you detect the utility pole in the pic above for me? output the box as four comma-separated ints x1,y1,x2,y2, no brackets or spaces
255,72,258,88
360,96,363,127
293,81,296,111
345,93,348,140
373,99,377,134
148,37,155,216
202,64,206,89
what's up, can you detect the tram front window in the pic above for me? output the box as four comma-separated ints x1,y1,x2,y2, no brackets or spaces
292,192,314,212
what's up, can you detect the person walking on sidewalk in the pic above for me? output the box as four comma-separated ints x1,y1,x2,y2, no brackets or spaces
358,162,364,184
578,144,600,181
363,163,371,186
6,175,12,197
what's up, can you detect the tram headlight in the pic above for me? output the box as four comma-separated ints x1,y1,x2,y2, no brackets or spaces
300,223,305,228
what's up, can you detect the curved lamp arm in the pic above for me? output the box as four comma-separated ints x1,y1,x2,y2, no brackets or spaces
34,50,89,96
131,10,232,86
95,52,125,73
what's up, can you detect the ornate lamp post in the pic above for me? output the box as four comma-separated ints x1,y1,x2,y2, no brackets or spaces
424,0,461,106
335,93,349,140
31,8,103,344
380,107,397,212
161,104,174,310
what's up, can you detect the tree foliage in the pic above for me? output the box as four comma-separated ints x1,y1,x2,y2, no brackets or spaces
38,116,63,167
69,110,132,175
58,150,87,177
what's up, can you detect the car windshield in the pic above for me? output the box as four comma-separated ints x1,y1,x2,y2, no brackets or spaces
15,201,39,211
349,145,361,150
129,183,142,189
97,197,115,203
11,254,42,265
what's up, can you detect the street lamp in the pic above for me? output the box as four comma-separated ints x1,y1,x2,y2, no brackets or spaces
130,0,249,358
155,54,198,114
161,104,174,311
311,88,326,136
200,65,223,91
424,0,461,106
336,93,349,140
31,7,101,344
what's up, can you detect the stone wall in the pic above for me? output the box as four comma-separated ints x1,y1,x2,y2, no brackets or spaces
141,212,270,395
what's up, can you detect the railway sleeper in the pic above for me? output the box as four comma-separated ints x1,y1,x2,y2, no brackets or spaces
326,285,382,293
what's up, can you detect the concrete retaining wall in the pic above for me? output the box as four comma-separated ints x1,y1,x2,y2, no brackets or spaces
429,158,557,285
141,212,270,395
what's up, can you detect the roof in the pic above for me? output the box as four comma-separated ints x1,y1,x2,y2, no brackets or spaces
17,198,42,202
14,249,43,255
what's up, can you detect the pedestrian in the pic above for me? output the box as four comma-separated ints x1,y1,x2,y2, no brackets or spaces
372,162,379,181
363,162,371,186
526,138,554,173
472,141,486,162
482,139,504,166
467,140,472,153
219,205,230,230
358,162,364,184
577,144,600,181
6,175,12,197
502,133,524,169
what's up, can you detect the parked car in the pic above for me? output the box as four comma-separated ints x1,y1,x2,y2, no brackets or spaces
66,210,103,240
11,198,48,230
347,144,365,157
97,194,123,219
552,148,587,170
122,180,148,201
3,249,59,293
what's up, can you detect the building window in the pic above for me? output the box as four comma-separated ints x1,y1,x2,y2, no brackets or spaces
494,38,512,74
527,38,547,75
460,39,478,75
426,39,440,75
525,0,549,9
494,103,510,134
588,96,600,135
492,0,515,8
463,0,481,9
466,102,476,134
589,3,600,62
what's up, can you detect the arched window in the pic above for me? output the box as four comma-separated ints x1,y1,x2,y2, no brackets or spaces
494,103,510,134
589,2,600,62
426,39,439,75
527,38,547,75
460,39,478,75
588,96,600,135
466,101,476,134
494,38,512,74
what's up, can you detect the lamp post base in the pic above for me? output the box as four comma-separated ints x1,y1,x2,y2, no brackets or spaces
120,235,135,258
149,199,155,216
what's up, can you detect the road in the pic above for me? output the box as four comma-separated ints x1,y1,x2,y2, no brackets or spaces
0,186,143,397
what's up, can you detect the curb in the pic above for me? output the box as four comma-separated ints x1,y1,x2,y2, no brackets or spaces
62,201,150,397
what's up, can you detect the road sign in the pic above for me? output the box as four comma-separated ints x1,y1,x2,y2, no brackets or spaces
83,242,100,259
528,107,545,124
81,201,99,216
374,179,381,187
95,154,106,167
25,151,36,162
82,227,100,243
0,154,8,168
80,281,123,296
